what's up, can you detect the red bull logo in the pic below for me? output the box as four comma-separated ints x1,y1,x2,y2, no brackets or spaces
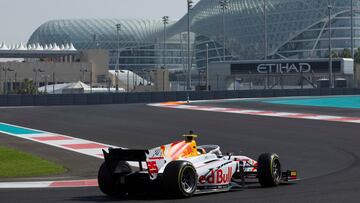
198,167,233,184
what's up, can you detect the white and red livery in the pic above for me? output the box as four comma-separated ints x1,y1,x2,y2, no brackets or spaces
98,132,298,198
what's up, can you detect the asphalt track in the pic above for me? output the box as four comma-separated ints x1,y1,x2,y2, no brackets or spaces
0,100,360,202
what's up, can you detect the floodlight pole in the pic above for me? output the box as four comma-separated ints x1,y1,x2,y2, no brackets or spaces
328,3,334,88
127,70,129,92
351,0,355,87
80,68,86,82
116,23,122,92
3,68,8,94
219,0,229,61
33,69,37,92
206,43,209,91
52,72,55,94
162,16,169,69
4,68,14,94
14,72,17,93
263,0,268,60
43,75,50,94
90,71,92,93
180,33,186,91
187,0,193,91
3,68,7,94
33,68,44,94
0,66,2,94
351,0,354,58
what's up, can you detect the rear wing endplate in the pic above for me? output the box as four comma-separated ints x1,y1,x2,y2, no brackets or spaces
103,148,148,161
103,148,149,174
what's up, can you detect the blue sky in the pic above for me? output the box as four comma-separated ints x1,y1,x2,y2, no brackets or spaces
0,0,192,44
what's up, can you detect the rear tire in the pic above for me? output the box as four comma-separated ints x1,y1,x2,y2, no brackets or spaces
163,161,197,198
98,161,131,197
257,153,281,187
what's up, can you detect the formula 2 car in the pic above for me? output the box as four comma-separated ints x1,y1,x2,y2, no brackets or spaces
98,132,298,197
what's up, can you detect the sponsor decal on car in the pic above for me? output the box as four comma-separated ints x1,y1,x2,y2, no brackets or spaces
147,161,159,174
198,167,233,185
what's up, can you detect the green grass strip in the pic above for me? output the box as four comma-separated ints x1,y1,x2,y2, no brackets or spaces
0,146,66,178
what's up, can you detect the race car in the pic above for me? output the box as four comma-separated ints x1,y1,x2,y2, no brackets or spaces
98,132,298,198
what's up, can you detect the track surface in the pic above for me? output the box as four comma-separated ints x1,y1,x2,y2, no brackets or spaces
195,98,360,117
0,102,360,202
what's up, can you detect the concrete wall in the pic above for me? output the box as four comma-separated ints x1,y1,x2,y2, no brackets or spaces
356,64,360,88
151,69,170,91
80,49,109,84
0,61,91,93
208,63,231,90
0,49,110,94
0,61,91,83
0,88,359,106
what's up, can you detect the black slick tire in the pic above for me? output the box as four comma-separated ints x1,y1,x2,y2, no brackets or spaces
163,161,197,198
257,153,281,187
98,161,131,197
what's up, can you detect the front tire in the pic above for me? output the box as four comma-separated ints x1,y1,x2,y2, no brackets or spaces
98,161,131,197
257,153,281,187
163,161,197,198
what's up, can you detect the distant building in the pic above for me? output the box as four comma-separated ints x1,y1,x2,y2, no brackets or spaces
28,19,191,72
22,0,360,90
180,0,359,69
0,47,169,93
0,49,109,93
27,1,358,71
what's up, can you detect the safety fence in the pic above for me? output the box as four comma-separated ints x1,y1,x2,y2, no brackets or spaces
0,88,359,106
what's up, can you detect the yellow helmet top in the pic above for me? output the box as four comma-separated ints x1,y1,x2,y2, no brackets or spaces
182,131,198,142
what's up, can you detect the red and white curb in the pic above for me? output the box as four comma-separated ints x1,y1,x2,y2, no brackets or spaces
0,179,98,189
0,122,119,160
0,122,140,189
149,102,360,124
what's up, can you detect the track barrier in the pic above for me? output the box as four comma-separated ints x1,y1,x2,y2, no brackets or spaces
0,88,359,106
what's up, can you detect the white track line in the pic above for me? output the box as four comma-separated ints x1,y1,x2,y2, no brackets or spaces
188,95,360,103
0,179,98,189
148,102,360,124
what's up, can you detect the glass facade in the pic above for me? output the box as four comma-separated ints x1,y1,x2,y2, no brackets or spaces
29,0,359,71
166,0,359,69
28,19,190,72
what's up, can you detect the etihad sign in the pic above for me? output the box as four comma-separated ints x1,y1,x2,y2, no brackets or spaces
257,63,311,74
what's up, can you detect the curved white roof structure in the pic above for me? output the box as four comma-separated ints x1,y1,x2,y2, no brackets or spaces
0,42,9,50
16,43,27,50
108,70,151,89
38,81,125,94
0,42,76,52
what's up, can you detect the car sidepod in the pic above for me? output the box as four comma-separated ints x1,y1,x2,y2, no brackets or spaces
195,159,238,191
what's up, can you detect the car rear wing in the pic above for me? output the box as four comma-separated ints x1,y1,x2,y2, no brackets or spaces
104,148,148,161
103,148,149,173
